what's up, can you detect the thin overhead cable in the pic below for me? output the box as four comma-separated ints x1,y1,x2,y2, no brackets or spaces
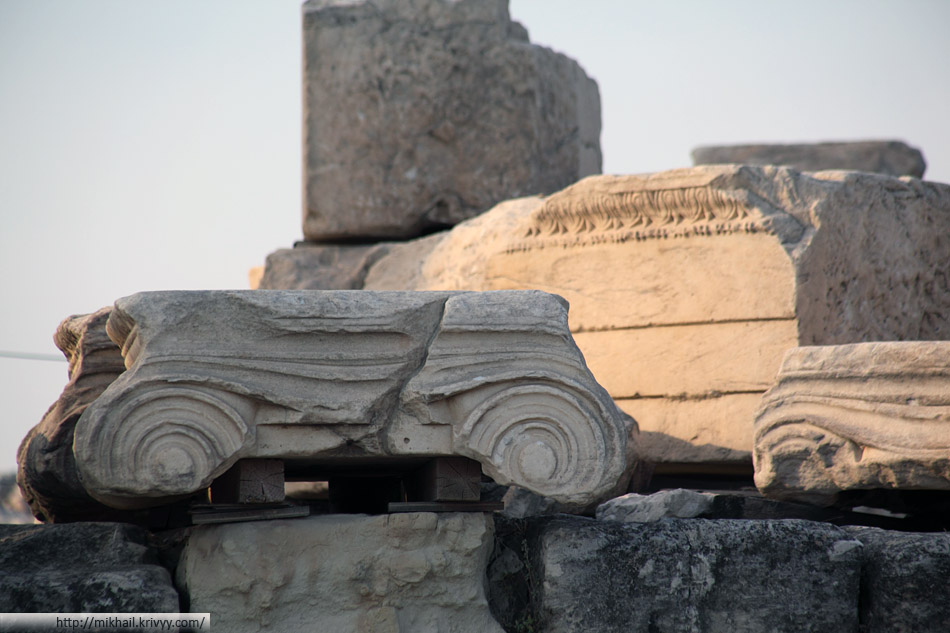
0,350,66,362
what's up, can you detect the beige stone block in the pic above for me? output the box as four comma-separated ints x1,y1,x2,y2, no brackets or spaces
573,319,798,398
484,236,796,331
617,394,763,466
247,266,263,290
360,164,950,470
178,512,504,633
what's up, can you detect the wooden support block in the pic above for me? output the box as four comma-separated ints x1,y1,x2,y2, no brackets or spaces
407,457,482,502
211,459,285,504
190,503,309,525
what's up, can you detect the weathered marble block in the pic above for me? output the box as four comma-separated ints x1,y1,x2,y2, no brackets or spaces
358,165,950,470
70,290,633,509
692,140,926,178
302,0,601,240
754,342,950,506
178,513,503,633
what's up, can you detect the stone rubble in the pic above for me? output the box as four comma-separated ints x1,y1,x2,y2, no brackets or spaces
8,0,950,627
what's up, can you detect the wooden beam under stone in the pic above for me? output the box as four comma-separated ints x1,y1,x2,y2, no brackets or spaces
211,459,285,504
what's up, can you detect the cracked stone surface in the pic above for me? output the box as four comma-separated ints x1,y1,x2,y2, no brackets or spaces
178,512,504,633
359,165,950,469
0,522,180,613
63,290,633,510
500,515,861,633
302,0,601,240
755,342,950,506
845,527,950,632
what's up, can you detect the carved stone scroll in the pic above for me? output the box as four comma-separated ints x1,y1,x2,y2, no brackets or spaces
71,290,635,510
754,342,950,506
16,308,134,522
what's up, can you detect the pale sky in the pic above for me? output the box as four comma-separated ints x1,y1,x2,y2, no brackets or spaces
1,0,948,475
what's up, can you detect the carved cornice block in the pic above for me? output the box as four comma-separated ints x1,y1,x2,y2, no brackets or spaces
71,290,634,509
754,342,950,506
356,165,950,471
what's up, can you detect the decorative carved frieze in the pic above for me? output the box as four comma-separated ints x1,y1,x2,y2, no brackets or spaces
70,290,634,510
357,165,950,472
508,168,808,253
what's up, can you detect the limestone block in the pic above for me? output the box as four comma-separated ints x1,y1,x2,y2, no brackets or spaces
16,307,138,523
845,527,950,632
616,394,762,465
302,0,601,240
177,512,504,633
364,165,950,469
520,516,862,633
755,342,950,506
573,320,798,397
0,522,180,612
72,290,633,509
692,140,926,178
248,266,264,290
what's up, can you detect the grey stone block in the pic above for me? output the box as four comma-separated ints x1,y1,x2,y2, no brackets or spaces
302,0,601,240
692,140,925,178
257,243,391,290
0,523,179,613
524,516,862,633
846,527,950,633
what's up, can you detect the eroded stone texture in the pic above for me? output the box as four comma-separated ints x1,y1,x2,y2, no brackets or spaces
692,140,926,178
755,342,950,506
71,290,633,510
593,489,898,525
845,527,950,632
302,0,601,240
362,165,950,469
16,308,135,523
596,489,715,522
177,512,504,633
516,516,862,633
257,243,391,290
0,522,179,612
